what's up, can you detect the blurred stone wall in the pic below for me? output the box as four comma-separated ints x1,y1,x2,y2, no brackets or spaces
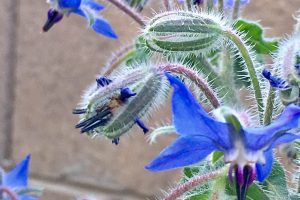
0,0,299,199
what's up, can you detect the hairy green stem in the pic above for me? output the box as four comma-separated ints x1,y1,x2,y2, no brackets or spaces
159,64,221,108
218,0,224,13
102,43,136,75
263,87,275,125
163,169,223,200
224,30,263,120
232,0,241,20
106,0,145,26
186,0,192,10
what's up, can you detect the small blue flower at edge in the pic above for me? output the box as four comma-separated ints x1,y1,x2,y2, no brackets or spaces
146,73,300,190
43,0,117,39
1,155,37,200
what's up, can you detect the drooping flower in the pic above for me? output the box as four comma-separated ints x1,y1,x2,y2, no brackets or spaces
43,0,117,38
146,73,300,199
0,155,38,200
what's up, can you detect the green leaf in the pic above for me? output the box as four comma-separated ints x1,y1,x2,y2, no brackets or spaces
212,151,224,163
261,160,290,199
234,20,278,54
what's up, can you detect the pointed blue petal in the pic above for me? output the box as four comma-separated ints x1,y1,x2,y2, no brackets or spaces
58,0,81,9
92,17,118,39
72,8,85,17
244,104,300,150
165,73,233,150
3,155,30,187
256,150,273,182
270,133,300,149
82,0,104,11
72,9,86,18
145,136,217,171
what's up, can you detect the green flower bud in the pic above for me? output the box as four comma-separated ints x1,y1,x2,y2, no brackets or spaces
73,67,169,142
144,11,225,53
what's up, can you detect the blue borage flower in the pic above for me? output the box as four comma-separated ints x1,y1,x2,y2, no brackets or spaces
262,68,290,90
1,155,37,200
146,73,300,198
44,0,117,38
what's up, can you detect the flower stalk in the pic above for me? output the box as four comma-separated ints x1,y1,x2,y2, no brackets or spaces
106,0,145,26
163,169,223,200
101,43,136,75
233,0,241,19
224,29,263,121
159,64,220,108
0,187,19,200
263,87,275,125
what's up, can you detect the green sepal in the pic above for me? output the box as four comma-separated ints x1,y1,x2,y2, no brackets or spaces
212,151,224,163
234,19,278,54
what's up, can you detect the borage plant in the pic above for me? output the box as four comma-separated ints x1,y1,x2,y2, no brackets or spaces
42,0,300,199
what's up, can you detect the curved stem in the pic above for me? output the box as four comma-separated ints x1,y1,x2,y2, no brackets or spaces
101,43,135,75
0,187,19,200
263,87,275,125
224,30,263,121
159,64,220,108
105,0,145,26
163,169,223,200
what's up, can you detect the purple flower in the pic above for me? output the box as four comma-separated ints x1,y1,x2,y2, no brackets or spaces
146,73,300,199
1,155,37,200
43,0,117,38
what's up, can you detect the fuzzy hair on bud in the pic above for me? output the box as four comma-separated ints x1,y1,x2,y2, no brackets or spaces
74,66,169,140
143,11,228,54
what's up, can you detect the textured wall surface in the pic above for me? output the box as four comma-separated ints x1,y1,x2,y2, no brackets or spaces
0,0,299,199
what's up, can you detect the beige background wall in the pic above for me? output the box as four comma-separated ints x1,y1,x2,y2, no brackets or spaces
0,0,299,199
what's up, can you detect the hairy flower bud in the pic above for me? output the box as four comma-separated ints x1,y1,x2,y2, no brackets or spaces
73,67,169,143
143,11,225,53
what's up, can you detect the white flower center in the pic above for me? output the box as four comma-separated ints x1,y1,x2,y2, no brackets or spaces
224,141,266,168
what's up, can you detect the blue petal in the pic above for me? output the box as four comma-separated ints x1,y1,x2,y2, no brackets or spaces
262,69,290,90
92,18,118,39
165,73,233,150
58,0,81,9
244,104,300,150
72,8,85,17
270,133,300,149
146,136,217,171
82,0,104,11
3,155,30,187
19,195,38,200
256,149,273,182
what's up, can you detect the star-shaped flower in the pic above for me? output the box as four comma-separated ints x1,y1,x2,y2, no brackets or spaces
43,0,117,39
1,155,37,200
146,73,300,199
